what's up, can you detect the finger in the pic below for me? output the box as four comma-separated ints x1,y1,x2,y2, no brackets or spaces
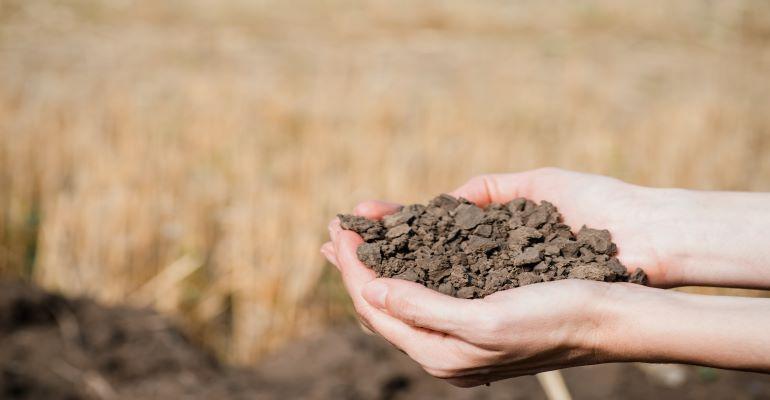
321,235,376,331
353,200,402,220
331,222,476,367
328,222,395,336
358,320,376,335
320,241,338,267
442,362,574,386
361,278,480,340
330,221,378,289
321,241,336,256
327,218,340,242
328,219,381,329
362,303,471,370
449,173,536,206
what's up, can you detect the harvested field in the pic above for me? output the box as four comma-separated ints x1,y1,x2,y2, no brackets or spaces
1,0,769,364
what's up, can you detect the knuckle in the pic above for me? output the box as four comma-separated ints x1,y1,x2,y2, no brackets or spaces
389,296,420,325
469,318,507,348
462,174,497,202
467,174,491,189
353,303,375,325
473,307,505,335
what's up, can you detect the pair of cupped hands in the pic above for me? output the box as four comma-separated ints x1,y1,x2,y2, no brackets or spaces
321,168,770,386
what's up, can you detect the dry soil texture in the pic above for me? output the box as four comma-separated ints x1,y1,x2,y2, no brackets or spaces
340,195,646,298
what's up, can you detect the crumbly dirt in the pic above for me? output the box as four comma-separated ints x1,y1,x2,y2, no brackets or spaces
339,195,647,298
1,281,768,400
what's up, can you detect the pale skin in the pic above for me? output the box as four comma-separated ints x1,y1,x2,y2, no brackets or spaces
321,168,770,387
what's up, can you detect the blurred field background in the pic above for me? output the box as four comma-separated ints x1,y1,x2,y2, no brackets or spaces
1,0,769,364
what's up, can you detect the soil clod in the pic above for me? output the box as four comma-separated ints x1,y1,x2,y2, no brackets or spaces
339,195,647,298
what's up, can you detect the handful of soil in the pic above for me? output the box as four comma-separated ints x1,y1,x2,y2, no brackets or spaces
339,195,647,299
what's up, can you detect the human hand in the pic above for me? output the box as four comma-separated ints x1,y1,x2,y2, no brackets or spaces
322,235,770,384
321,168,770,385
336,168,770,289
323,212,624,386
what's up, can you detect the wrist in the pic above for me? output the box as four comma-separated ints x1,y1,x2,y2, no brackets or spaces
595,283,679,363
638,187,770,288
598,284,770,371
584,282,655,363
635,187,705,286
561,281,653,364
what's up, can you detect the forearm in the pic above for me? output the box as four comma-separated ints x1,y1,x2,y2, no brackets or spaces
650,188,770,288
601,284,770,371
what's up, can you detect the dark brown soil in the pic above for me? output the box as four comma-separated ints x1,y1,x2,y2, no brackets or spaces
1,281,768,400
339,195,647,298
0,280,266,400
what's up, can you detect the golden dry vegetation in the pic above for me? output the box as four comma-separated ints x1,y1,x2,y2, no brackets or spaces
1,0,769,363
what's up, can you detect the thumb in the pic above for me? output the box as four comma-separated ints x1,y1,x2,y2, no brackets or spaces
362,278,479,338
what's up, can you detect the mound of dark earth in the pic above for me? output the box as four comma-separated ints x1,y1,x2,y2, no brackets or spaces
340,195,647,298
1,281,768,400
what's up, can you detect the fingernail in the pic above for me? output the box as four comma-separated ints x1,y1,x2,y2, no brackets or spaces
362,280,388,309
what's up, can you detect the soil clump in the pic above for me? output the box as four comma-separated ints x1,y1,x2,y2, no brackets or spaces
340,195,647,298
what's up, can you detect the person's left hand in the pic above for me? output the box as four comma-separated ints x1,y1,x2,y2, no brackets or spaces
321,201,632,387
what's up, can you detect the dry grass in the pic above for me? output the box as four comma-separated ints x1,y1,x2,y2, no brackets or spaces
1,0,769,363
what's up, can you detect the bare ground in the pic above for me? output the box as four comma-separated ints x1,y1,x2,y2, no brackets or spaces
1,281,768,400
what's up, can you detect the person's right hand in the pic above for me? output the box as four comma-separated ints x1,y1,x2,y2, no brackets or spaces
351,167,770,289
